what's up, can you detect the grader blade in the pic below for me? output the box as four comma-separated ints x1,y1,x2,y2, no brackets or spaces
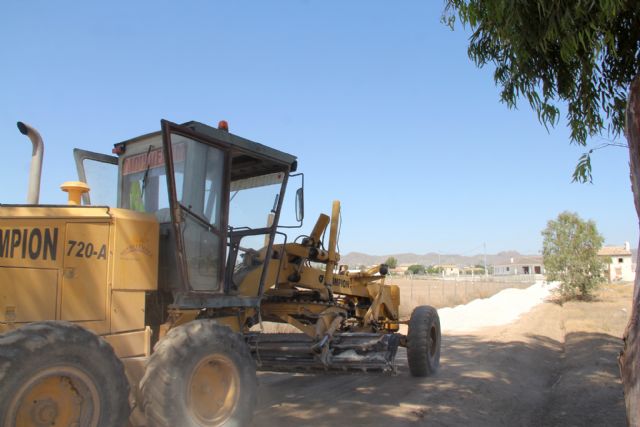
246,332,400,373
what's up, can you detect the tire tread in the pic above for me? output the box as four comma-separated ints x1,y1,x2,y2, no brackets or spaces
0,321,130,427
407,305,441,377
141,320,256,427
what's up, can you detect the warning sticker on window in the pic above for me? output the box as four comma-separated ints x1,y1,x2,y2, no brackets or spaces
122,143,186,176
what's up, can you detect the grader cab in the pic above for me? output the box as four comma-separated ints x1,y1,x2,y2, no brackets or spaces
0,120,441,427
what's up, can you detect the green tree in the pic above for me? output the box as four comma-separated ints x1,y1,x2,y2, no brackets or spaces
443,2,640,420
405,264,426,275
426,265,443,275
384,256,398,269
443,0,639,182
542,212,604,299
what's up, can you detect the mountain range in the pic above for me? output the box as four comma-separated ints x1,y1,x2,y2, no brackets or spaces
341,248,639,268
340,251,533,268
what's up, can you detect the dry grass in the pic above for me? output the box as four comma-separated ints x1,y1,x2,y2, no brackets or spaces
560,282,635,337
546,280,633,306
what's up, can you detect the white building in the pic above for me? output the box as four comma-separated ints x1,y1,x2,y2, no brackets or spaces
436,264,460,276
493,256,544,276
598,242,636,282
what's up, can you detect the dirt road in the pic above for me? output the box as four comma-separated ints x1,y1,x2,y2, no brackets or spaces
251,284,632,427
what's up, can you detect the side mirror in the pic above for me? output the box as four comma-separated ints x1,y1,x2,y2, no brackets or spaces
295,187,304,222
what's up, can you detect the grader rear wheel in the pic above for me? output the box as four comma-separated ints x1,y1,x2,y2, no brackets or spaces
407,305,441,377
141,320,257,427
0,321,130,427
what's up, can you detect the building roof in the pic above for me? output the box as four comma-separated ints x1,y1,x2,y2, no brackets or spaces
513,256,543,265
598,246,632,256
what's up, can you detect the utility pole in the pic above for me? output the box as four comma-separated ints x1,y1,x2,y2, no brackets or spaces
483,242,488,276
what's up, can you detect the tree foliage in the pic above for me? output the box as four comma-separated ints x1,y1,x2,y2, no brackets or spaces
385,256,398,269
443,0,640,182
406,264,427,275
426,265,443,275
442,2,640,419
541,211,605,299
464,264,486,275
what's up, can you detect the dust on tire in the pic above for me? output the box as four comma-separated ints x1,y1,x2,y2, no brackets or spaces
0,321,130,427
141,319,257,427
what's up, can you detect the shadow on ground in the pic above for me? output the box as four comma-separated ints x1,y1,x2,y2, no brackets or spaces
251,333,626,427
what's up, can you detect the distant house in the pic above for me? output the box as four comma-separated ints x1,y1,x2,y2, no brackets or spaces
493,257,544,276
437,264,459,277
461,266,485,276
392,263,412,275
598,242,635,282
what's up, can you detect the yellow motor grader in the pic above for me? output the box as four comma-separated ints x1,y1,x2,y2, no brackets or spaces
0,119,441,427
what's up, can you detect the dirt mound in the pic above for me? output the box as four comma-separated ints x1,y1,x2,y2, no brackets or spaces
439,281,556,332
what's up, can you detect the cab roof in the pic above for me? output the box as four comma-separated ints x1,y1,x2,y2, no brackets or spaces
115,120,298,178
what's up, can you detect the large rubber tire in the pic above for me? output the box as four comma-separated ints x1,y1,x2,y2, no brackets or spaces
141,320,257,427
407,305,441,377
0,321,130,427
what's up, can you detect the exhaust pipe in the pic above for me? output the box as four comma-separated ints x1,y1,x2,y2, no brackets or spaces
17,121,44,204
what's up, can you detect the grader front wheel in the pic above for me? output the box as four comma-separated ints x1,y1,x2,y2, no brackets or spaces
141,320,257,427
0,321,130,427
407,305,441,377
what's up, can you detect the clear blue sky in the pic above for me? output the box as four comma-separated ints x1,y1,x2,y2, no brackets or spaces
1,1,637,256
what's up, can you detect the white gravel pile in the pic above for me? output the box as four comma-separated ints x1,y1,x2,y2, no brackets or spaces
438,281,557,333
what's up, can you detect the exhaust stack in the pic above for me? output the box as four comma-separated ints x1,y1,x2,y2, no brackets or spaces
17,121,44,204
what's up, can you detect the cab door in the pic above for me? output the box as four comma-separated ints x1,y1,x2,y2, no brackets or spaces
161,120,230,297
